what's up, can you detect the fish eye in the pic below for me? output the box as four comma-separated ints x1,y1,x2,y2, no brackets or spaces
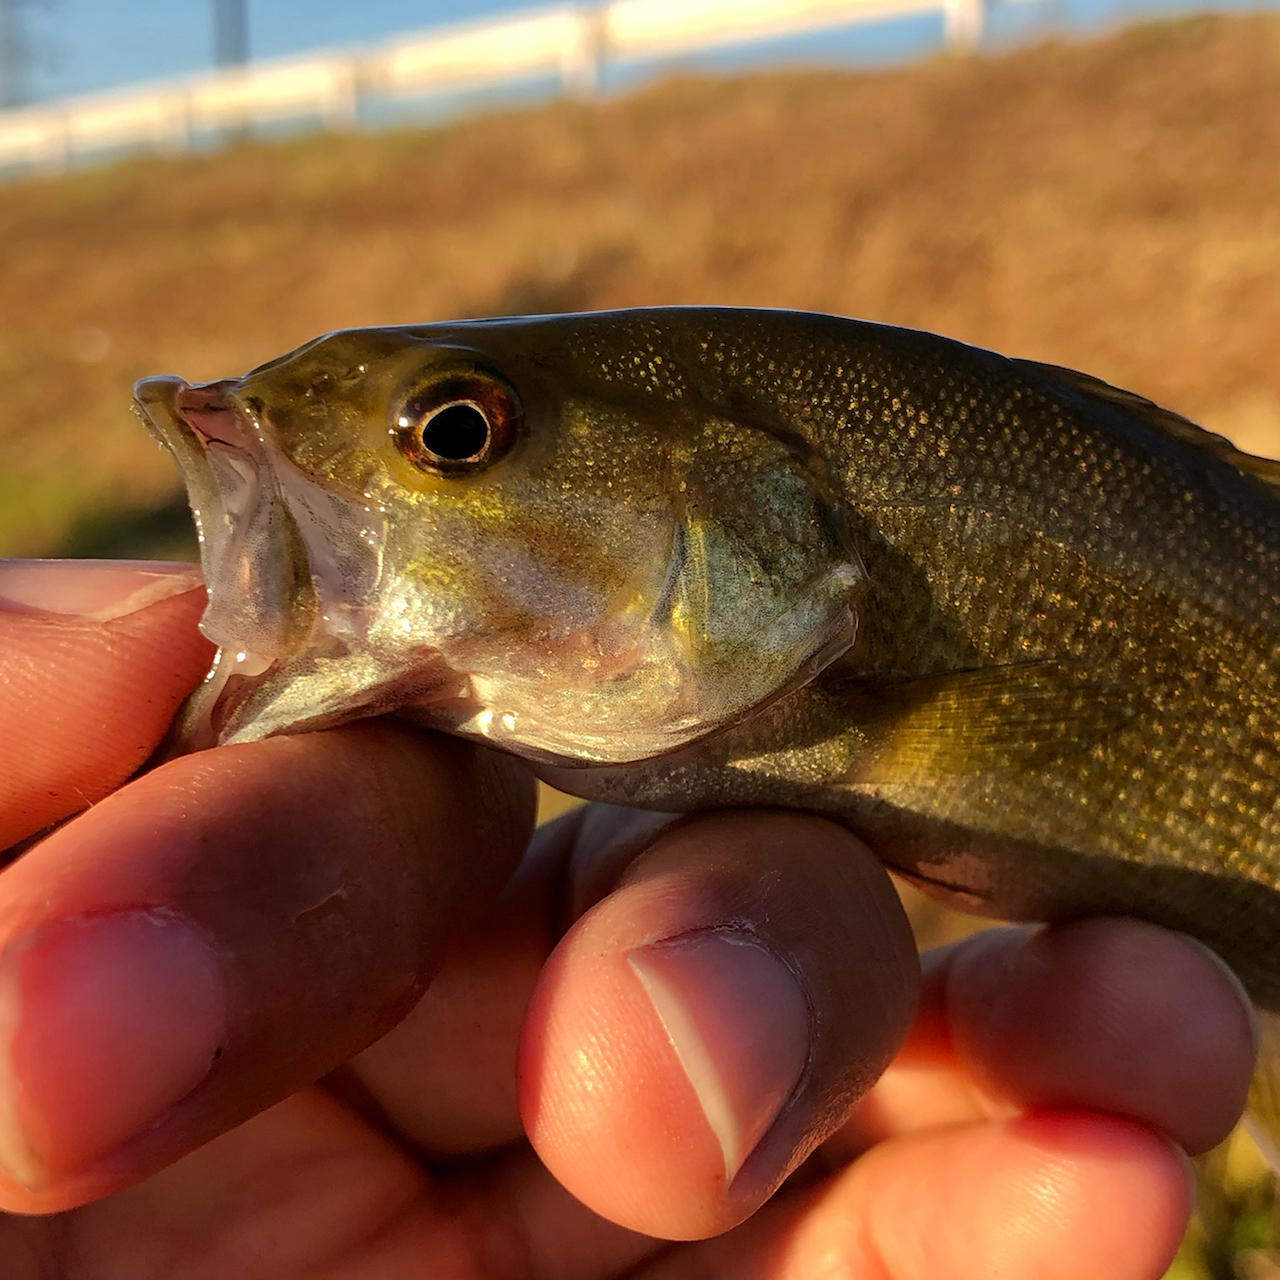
393,373,521,475
416,401,491,460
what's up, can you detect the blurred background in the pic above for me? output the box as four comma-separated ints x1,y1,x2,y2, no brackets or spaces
1,0,1277,1274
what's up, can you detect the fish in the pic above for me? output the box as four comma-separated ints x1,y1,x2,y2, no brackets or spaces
133,306,1280,1151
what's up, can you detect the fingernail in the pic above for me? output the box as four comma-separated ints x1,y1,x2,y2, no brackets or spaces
0,559,203,622
628,928,810,1183
0,911,229,1187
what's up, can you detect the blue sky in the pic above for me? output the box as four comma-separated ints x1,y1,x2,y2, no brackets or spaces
11,0,1275,107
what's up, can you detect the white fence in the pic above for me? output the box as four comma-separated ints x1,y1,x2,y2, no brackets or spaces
0,0,1009,172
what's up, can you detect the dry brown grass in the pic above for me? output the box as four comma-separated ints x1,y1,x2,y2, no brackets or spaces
0,11,1275,556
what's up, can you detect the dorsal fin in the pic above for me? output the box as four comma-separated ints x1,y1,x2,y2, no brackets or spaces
1014,358,1280,495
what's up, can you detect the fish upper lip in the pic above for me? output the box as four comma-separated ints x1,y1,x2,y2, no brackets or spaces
134,375,257,459
175,380,255,452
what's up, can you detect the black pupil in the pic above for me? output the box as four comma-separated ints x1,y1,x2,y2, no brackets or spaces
420,402,490,461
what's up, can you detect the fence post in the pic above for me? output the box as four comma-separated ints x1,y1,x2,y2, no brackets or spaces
154,91,192,155
562,5,607,97
943,0,983,49
324,59,361,128
37,110,69,173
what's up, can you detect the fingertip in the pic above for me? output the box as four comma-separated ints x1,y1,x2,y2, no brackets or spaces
0,724,529,1210
0,910,228,1193
519,890,733,1239
680,1111,1193,1280
0,569,213,848
0,559,204,623
945,918,1256,1154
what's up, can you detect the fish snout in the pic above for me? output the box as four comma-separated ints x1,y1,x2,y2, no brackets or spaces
132,374,188,431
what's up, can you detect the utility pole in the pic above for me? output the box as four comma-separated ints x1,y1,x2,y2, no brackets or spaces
0,0,31,110
213,0,247,68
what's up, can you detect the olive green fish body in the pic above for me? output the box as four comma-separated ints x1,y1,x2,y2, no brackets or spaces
135,308,1280,1009
461,311,1280,1005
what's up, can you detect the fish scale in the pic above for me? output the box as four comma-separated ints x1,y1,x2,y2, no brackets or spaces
133,305,1280,1154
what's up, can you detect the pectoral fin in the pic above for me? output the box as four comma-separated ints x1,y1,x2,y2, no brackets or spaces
836,662,1137,785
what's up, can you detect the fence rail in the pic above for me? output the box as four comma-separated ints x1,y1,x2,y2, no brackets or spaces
0,0,1012,171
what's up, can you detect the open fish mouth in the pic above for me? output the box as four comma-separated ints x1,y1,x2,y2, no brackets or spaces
134,375,313,664
133,375,405,752
133,376,312,748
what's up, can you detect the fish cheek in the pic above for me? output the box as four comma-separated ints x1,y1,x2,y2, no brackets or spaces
422,399,677,649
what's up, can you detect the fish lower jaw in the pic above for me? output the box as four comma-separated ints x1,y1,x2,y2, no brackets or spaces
423,680,731,768
219,648,277,679
185,641,473,752
167,645,285,753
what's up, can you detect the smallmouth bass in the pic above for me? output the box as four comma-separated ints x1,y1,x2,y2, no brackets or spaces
134,308,1280,1141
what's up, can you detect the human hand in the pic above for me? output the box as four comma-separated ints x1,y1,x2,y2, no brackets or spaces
0,559,1257,1279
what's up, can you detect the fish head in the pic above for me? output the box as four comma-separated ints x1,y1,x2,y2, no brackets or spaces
136,314,865,765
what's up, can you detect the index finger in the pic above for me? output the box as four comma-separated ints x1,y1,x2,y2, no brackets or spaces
0,559,212,849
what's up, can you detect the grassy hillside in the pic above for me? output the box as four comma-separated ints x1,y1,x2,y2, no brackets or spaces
0,11,1276,558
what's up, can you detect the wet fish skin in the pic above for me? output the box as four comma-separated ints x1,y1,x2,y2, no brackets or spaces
134,307,1280,1012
